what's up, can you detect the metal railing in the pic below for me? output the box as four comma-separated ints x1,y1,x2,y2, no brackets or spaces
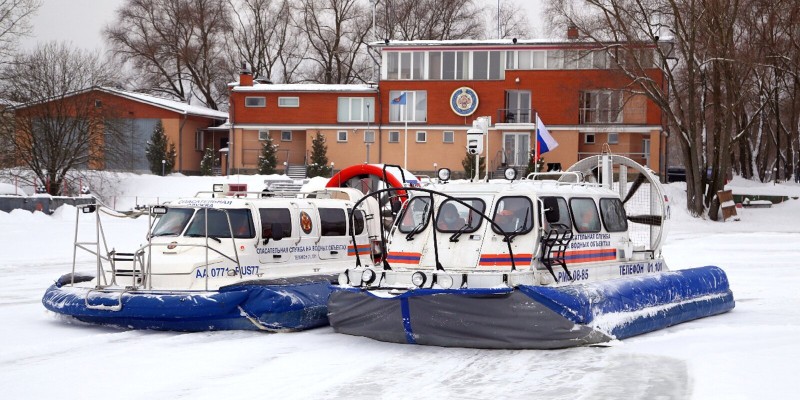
496,108,533,124
71,204,244,311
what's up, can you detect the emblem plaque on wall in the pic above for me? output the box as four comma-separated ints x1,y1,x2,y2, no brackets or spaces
450,87,479,117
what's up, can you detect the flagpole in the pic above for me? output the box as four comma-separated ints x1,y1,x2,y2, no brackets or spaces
403,93,408,169
534,112,540,168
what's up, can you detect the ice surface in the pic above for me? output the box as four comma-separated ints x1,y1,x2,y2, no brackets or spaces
0,174,799,399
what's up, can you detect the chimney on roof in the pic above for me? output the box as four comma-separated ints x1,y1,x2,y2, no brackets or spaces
567,24,579,40
239,62,253,87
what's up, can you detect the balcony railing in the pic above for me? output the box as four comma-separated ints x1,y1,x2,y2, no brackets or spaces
496,108,532,124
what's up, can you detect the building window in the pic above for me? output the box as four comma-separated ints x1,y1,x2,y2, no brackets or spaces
281,131,292,141
389,90,427,122
546,50,563,69
388,131,400,143
580,91,623,124
416,131,427,143
195,130,204,150
337,97,375,122
245,96,266,107
364,130,375,143
429,51,441,79
443,131,454,143
94,99,102,108
258,130,270,141
607,132,619,144
278,97,299,107
337,131,348,142
387,52,399,80
584,133,596,144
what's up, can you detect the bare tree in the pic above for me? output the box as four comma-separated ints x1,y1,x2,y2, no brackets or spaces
296,0,372,84
227,0,304,83
486,0,531,40
546,0,763,219
105,0,232,110
0,0,40,61
376,0,484,41
0,42,126,195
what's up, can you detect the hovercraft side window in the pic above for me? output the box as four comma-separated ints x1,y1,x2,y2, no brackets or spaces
570,198,602,233
320,208,347,236
599,198,628,232
398,197,431,233
348,208,366,235
152,208,194,237
541,196,572,231
184,209,255,239
436,198,485,233
492,196,534,234
259,208,293,238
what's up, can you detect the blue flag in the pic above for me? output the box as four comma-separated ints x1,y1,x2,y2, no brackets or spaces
391,92,407,105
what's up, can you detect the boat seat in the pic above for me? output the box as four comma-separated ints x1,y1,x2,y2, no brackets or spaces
540,223,574,281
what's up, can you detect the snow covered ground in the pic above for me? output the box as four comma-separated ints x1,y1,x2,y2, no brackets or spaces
1,174,799,399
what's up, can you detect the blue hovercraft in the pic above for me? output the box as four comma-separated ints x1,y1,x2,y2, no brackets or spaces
328,155,735,349
43,184,384,332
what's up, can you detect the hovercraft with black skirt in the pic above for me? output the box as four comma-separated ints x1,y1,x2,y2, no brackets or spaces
42,184,384,332
328,155,735,349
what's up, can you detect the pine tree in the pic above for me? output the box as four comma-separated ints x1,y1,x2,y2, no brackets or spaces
461,151,486,179
307,131,331,178
145,121,174,175
525,151,544,177
258,134,278,174
200,147,216,176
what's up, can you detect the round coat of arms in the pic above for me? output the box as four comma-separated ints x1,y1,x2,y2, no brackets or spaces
450,87,479,117
300,211,313,234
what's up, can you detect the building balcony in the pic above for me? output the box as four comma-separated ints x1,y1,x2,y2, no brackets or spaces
496,108,533,124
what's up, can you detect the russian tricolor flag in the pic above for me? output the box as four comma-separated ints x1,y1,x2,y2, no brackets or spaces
536,116,559,158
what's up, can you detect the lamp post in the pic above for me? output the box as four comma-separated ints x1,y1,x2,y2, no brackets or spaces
366,103,372,163
161,159,166,176
330,162,335,177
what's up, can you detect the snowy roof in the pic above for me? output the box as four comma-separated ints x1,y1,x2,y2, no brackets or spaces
231,84,377,93
99,87,228,119
372,38,665,49
11,86,228,120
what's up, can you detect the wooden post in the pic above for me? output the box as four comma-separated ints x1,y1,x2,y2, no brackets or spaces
717,190,738,222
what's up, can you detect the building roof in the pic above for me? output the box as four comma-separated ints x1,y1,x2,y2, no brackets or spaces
372,38,664,49
12,86,228,120
231,83,378,93
99,87,228,119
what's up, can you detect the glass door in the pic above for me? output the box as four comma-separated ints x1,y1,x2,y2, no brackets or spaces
503,132,530,166
505,90,532,123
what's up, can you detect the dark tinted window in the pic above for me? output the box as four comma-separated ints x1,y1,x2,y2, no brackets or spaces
492,196,533,234
348,208,366,235
570,198,601,233
599,198,628,232
541,197,572,230
436,198,485,233
259,208,292,237
398,197,431,233
185,208,255,239
320,208,347,236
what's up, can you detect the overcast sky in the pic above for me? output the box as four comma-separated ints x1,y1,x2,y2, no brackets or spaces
22,0,543,52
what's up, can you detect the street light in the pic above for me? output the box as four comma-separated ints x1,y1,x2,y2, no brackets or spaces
161,159,166,176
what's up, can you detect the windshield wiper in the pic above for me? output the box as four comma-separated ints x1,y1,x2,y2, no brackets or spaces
449,223,472,242
151,232,178,237
405,223,425,240
185,233,222,243
502,208,530,243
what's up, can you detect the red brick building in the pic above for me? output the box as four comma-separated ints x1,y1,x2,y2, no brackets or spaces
226,38,666,177
13,87,227,173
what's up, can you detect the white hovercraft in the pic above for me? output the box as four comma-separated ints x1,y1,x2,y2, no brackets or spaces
42,182,386,332
329,155,735,349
